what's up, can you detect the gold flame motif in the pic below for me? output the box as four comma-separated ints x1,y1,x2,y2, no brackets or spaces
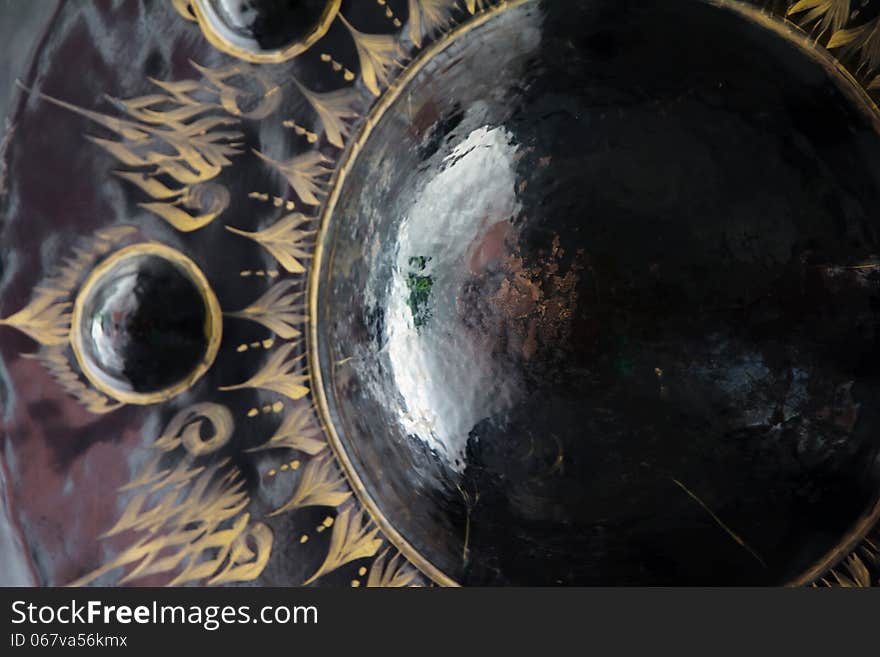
408,0,458,48
227,280,307,340
219,342,310,401
303,505,383,585
253,150,332,206
227,213,317,275
270,454,351,516
246,404,327,455
367,548,423,587
0,226,136,347
70,404,272,587
291,80,361,149
340,15,403,97
30,63,286,232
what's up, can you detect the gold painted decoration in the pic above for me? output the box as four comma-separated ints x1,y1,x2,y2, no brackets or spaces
320,51,357,82
0,226,142,415
246,404,327,455
290,80,361,149
66,401,272,586
70,423,269,587
0,226,136,347
227,279,307,340
408,0,457,48
136,182,231,233
5,0,498,592
1,238,224,412
783,0,880,88
219,341,310,401
0,291,70,347
69,243,223,406
813,528,879,587
171,0,196,22
828,17,880,72
38,91,237,231
155,402,235,457
253,149,332,206
269,453,351,516
827,553,872,586
227,213,316,274
187,0,342,64
340,15,403,97
26,347,123,415
465,0,491,15
303,505,383,585
367,548,423,587
787,0,851,33
207,521,274,585
24,62,292,232
190,62,282,120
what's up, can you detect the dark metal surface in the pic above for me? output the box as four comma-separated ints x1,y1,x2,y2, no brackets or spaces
317,0,880,585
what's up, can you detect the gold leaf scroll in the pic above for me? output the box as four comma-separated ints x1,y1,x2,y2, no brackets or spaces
269,454,351,516
227,279,307,339
408,0,456,48
367,548,422,587
115,401,234,497
153,401,234,456
226,213,316,274
303,505,382,585
787,0,851,34
246,404,327,455
252,149,332,206
135,181,231,233
219,341,310,400
340,15,403,97
292,79,360,148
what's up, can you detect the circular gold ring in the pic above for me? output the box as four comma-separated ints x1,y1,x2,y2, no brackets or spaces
70,242,222,406
189,0,341,64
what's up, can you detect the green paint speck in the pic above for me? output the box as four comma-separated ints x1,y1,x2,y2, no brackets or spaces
406,256,433,328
